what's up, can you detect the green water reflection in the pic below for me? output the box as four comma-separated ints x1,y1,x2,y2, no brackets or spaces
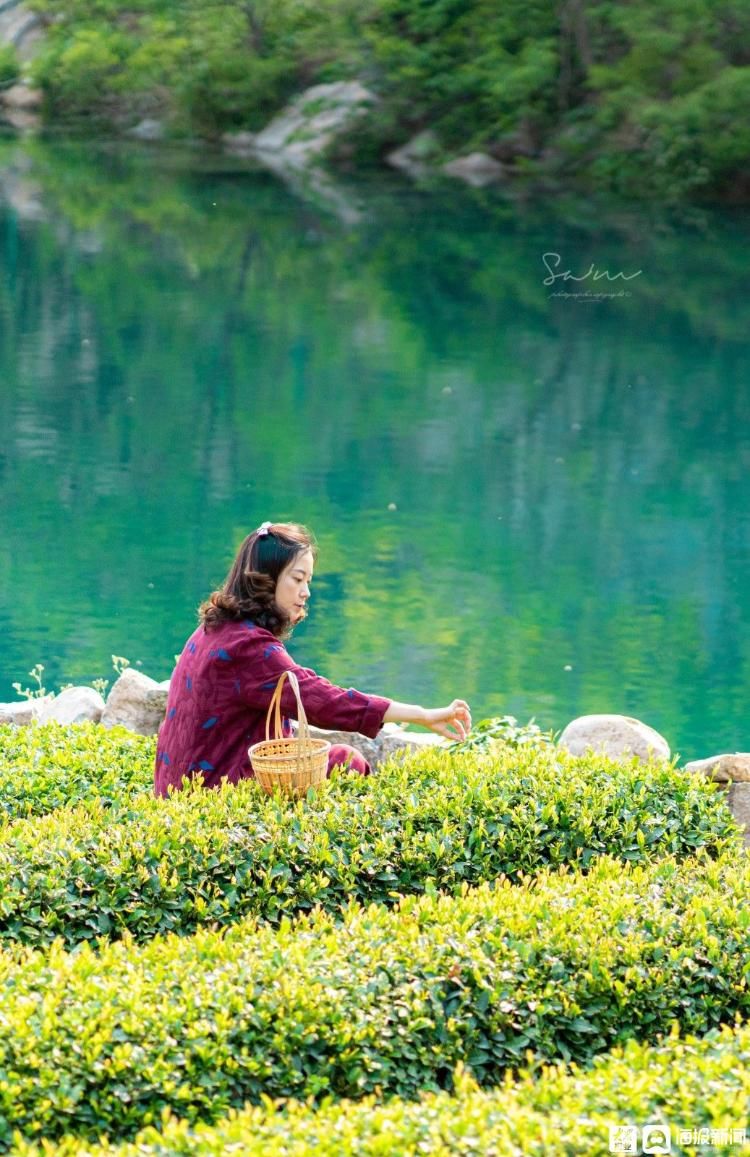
1,138,748,760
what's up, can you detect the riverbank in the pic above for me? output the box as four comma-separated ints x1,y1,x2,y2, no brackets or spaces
1,0,748,201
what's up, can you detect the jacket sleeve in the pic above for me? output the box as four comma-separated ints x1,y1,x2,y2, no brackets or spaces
241,630,391,739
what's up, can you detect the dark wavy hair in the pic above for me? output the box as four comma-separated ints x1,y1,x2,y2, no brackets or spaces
199,522,318,639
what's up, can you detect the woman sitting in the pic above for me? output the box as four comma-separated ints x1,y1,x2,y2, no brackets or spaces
154,521,471,796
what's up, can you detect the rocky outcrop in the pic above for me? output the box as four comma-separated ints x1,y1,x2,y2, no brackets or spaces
0,1,45,130
557,714,671,763
224,81,375,169
442,152,505,187
99,668,170,735
0,0,43,60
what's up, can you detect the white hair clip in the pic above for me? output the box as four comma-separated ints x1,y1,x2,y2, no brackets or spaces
255,521,272,537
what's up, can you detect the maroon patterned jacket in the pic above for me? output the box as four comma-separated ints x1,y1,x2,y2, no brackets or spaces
154,618,391,796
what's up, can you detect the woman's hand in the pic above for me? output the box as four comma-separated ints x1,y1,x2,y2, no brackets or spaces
422,700,472,742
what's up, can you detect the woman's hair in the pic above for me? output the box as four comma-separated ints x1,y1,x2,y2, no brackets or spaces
199,522,317,638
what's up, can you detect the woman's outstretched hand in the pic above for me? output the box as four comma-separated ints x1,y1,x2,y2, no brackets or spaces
422,700,472,742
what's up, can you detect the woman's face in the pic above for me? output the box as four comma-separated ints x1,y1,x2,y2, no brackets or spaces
275,549,314,624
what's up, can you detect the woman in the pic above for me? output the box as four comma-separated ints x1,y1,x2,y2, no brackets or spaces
154,521,471,796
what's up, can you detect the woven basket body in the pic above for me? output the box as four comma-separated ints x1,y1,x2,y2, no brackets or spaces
249,669,330,797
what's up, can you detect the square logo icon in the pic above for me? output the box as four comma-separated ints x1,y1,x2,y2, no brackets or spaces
642,1124,672,1154
609,1125,638,1153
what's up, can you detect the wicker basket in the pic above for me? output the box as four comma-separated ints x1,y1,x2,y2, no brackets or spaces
248,669,331,797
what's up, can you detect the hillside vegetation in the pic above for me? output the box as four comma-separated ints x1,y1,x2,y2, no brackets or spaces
21,0,750,198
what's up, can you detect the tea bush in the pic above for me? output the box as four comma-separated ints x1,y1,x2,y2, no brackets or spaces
0,851,749,1149
0,744,737,949
10,1018,750,1155
0,722,153,819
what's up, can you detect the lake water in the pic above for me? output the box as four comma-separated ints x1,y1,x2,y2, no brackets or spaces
1,136,748,761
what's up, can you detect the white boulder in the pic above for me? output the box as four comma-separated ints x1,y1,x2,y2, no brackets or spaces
0,695,54,726
37,686,105,725
557,714,670,763
100,668,169,735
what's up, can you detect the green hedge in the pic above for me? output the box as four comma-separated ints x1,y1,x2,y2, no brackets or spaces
0,852,749,1149
0,723,153,820
10,1018,750,1155
0,745,737,949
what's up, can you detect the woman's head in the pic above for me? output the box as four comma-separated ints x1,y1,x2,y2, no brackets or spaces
199,522,317,638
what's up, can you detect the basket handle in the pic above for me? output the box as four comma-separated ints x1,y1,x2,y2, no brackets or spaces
265,669,310,744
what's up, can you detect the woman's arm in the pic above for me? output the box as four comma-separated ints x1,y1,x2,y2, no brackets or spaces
384,699,472,742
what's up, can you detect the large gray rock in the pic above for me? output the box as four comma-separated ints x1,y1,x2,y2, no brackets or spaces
37,686,105,725
100,668,169,735
0,695,54,726
249,81,375,167
442,152,505,187
558,714,670,763
297,721,446,770
684,753,750,783
727,784,750,847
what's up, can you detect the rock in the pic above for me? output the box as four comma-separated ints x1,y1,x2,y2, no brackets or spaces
684,753,750,783
386,130,441,177
222,131,256,156
0,107,41,132
251,81,375,167
0,83,42,110
304,724,379,768
442,152,505,187
557,714,670,763
127,118,164,141
297,722,447,770
727,784,750,847
37,686,105,725
100,668,169,735
377,726,449,763
0,695,54,727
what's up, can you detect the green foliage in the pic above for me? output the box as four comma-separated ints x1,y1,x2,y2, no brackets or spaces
0,741,738,949
10,1018,750,1155
0,851,749,1148
0,722,154,820
28,0,368,134
21,0,749,194
362,0,560,148
0,46,19,90
447,715,557,755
